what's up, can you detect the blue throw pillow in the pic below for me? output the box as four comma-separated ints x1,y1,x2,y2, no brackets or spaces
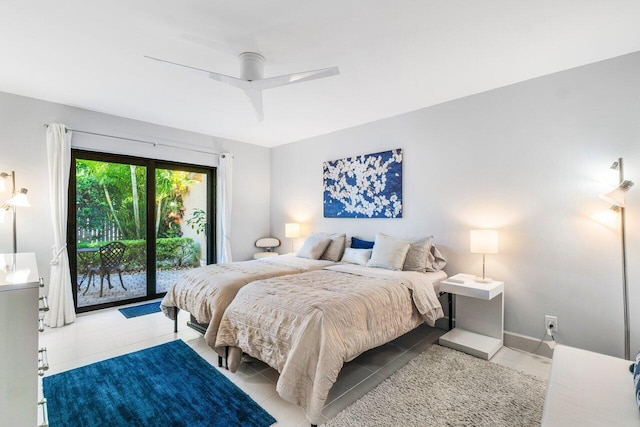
351,237,374,249
633,351,640,411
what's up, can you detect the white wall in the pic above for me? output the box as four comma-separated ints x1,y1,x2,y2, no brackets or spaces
0,91,271,285
271,52,640,358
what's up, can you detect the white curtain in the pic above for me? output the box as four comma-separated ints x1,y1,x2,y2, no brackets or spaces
45,123,76,327
217,153,233,263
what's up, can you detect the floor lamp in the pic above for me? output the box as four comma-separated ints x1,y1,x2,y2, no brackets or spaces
600,158,634,360
0,171,30,254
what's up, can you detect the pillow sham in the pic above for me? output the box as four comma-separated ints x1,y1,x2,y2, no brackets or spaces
403,236,434,272
341,248,372,266
319,233,347,262
426,244,447,272
351,237,375,249
297,234,332,260
366,233,411,271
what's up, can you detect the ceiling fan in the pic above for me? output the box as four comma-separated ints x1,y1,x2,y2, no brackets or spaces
145,52,340,121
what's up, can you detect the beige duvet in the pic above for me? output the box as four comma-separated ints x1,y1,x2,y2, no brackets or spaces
160,255,334,349
216,264,446,424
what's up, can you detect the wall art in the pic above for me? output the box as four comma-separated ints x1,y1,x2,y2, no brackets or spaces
323,149,402,218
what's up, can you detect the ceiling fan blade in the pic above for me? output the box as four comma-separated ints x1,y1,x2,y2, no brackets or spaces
144,55,247,88
242,88,264,121
208,72,249,89
253,66,340,90
146,53,338,121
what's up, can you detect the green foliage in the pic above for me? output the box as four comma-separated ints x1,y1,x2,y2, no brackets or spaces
185,208,207,235
76,160,147,240
155,237,200,268
77,238,200,272
155,168,199,239
75,159,206,273
76,159,201,242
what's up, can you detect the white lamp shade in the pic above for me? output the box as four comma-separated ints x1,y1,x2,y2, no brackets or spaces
0,208,5,223
285,223,301,238
470,229,498,254
600,183,632,207
7,188,29,207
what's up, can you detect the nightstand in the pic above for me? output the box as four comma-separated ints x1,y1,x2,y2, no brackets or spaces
253,252,278,260
438,273,504,360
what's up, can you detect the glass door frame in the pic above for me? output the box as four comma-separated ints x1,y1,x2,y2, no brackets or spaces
68,149,216,313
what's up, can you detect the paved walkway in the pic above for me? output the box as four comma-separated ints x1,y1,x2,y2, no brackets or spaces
77,269,187,308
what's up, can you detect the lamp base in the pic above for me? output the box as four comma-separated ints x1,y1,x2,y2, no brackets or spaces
475,276,493,283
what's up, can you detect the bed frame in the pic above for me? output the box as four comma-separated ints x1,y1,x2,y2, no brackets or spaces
172,307,228,368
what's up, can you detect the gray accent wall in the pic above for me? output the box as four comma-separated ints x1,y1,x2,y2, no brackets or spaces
271,52,640,357
0,91,271,285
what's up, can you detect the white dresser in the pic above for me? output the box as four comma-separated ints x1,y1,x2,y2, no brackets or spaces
0,253,44,427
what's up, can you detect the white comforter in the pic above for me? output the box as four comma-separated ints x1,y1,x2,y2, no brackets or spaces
216,264,445,424
160,255,334,350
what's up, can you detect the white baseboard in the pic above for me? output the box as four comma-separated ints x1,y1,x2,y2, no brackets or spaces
435,319,554,359
503,330,554,359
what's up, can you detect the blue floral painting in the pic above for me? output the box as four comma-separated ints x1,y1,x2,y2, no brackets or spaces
323,149,403,218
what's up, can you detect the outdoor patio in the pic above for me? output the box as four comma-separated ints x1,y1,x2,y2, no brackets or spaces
77,269,187,308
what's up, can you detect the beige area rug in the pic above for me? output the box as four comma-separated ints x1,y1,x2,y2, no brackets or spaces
325,345,547,427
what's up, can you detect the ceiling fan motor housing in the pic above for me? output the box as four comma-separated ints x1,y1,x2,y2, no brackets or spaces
239,52,265,81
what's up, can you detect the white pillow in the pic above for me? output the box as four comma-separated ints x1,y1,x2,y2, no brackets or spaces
341,248,372,266
403,236,434,272
366,233,411,271
296,234,332,260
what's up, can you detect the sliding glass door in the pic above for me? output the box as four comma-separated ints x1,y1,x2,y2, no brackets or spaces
154,167,209,294
69,150,215,312
74,158,148,309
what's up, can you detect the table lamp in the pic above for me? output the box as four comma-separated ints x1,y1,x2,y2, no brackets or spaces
285,223,300,253
470,229,498,283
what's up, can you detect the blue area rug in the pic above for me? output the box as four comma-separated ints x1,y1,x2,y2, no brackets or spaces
118,301,161,318
43,340,276,427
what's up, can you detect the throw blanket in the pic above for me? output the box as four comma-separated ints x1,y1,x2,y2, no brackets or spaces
161,255,334,350
216,265,445,424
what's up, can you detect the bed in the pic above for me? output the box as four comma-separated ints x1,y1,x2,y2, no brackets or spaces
215,263,446,425
160,255,336,351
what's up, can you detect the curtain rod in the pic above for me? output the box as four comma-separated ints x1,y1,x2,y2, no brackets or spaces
43,124,227,157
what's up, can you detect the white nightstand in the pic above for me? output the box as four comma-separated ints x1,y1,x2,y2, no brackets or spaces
438,273,504,360
253,252,279,260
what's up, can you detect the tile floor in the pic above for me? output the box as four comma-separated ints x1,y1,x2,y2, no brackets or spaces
40,301,551,426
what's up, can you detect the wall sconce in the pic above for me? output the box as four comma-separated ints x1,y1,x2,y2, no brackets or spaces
285,223,301,253
0,171,30,254
470,229,498,283
600,158,634,360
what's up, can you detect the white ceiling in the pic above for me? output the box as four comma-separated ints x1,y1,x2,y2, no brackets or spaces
2,1,640,147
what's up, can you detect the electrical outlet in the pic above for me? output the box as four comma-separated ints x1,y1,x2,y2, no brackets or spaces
545,315,558,332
